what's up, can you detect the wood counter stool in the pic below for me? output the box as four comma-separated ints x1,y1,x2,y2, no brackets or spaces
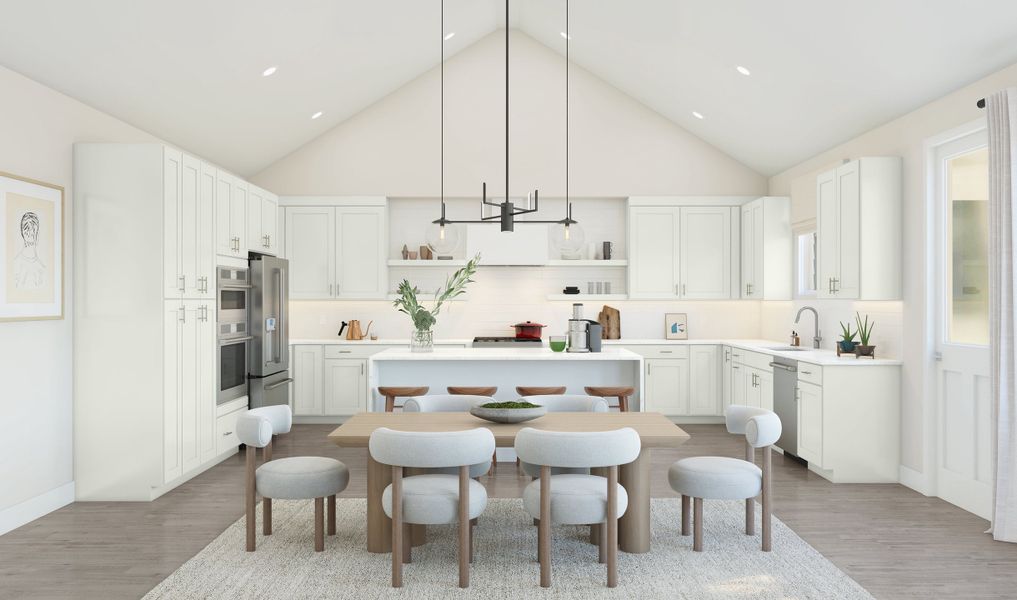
447,386,498,396
584,386,635,412
516,386,566,397
378,386,430,412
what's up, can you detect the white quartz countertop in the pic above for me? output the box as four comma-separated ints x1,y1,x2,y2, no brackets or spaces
603,338,901,366
370,347,642,361
290,338,473,346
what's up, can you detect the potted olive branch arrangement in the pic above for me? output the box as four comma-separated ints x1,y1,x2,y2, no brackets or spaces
392,254,480,352
854,312,876,358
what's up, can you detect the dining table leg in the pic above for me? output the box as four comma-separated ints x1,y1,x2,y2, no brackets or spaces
367,452,427,553
618,448,651,553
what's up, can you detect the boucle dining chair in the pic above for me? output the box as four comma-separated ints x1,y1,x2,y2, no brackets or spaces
515,427,641,588
518,395,609,477
370,427,496,588
402,394,493,477
667,405,781,552
236,405,350,552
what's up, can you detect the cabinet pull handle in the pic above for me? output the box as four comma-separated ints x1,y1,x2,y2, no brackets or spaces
660,350,673,354
338,350,352,354
801,370,812,375
223,431,233,436
361,363,364,376
178,305,186,323
681,283,686,296
178,275,186,291
795,388,801,402
647,362,651,375
329,284,334,297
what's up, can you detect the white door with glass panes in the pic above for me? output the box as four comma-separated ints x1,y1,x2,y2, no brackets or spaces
933,125,992,519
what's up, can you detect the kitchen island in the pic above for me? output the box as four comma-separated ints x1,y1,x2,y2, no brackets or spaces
367,346,644,411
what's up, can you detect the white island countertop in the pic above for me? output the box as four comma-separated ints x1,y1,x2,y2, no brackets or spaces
369,347,642,361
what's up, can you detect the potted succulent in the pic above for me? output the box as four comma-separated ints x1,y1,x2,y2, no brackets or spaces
393,254,479,352
854,312,876,358
838,321,858,354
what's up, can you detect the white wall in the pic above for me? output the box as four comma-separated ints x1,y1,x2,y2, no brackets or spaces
252,30,767,197
765,61,1017,485
0,65,157,534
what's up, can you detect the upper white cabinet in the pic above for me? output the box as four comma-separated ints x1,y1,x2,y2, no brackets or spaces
284,198,388,300
816,157,901,300
628,206,680,299
680,207,737,299
164,150,214,298
628,198,782,300
215,170,248,258
740,196,791,300
248,185,279,255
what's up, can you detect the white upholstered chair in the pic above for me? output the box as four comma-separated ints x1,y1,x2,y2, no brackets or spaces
668,405,782,552
402,395,493,477
236,405,350,552
518,395,609,478
369,427,496,588
515,427,641,588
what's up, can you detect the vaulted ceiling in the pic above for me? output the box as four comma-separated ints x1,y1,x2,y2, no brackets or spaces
2,0,1017,176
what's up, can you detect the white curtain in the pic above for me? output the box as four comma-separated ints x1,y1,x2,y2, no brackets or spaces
989,88,1017,542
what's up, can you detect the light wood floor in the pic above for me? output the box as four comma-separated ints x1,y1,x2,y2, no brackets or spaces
1,424,1015,599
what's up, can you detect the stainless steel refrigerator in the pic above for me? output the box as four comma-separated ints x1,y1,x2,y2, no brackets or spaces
248,255,291,408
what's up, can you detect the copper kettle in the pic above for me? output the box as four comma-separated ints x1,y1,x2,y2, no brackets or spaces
345,319,373,341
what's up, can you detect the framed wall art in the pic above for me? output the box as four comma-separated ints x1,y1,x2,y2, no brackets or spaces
664,312,687,340
0,171,64,321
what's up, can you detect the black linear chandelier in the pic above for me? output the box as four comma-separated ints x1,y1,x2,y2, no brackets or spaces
427,0,582,254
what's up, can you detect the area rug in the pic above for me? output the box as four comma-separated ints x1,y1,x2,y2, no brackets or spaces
143,498,873,599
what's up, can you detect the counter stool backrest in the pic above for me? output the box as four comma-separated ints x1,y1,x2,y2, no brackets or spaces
725,405,782,448
237,405,293,448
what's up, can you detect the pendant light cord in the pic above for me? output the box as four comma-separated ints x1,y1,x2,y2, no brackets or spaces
505,0,509,205
565,0,569,210
440,0,444,208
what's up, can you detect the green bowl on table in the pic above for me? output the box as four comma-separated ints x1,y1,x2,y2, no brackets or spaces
470,401,547,424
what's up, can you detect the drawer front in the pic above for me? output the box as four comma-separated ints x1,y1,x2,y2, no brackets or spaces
323,344,397,359
623,345,690,359
797,362,823,386
730,348,772,371
216,407,248,455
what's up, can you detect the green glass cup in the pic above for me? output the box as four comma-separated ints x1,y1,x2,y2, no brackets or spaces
549,335,567,352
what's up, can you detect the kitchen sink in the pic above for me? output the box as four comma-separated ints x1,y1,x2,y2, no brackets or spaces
766,346,807,352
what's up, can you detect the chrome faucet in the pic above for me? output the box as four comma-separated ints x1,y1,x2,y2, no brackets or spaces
795,306,822,349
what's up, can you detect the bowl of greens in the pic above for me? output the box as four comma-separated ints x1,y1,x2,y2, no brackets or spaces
470,401,547,424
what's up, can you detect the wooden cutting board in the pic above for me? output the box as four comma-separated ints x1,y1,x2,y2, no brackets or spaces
598,305,621,339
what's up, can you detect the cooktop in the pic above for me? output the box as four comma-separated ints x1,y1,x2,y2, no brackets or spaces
472,336,542,347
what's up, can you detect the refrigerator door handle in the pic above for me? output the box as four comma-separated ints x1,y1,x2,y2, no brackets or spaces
264,377,294,391
278,267,288,366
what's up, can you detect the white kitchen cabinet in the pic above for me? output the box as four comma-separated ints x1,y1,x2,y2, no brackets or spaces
740,196,792,299
292,344,325,415
721,346,734,409
680,208,734,299
644,357,689,415
248,185,279,255
324,359,367,416
165,151,215,298
215,170,247,258
797,380,824,466
285,202,387,300
628,206,680,299
216,406,248,456
816,157,901,300
688,345,721,415
163,148,183,298
163,299,215,483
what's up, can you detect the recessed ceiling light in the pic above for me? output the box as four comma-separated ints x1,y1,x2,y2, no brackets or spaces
262,66,278,77
311,111,323,120
736,65,751,76
692,111,704,119
444,32,455,41
560,31,572,40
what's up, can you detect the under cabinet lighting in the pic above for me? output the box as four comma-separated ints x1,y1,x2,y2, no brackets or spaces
311,111,323,120
692,111,704,119
736,65,751,76
262,66,278,77
444,32,456,41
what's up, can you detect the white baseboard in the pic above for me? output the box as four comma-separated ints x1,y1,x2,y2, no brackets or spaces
899,465,932,496
0,481,75,536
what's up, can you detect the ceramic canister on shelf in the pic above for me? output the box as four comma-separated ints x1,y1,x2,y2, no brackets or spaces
587,242,598,260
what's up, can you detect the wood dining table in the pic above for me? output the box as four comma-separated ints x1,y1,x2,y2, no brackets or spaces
327,411,690,554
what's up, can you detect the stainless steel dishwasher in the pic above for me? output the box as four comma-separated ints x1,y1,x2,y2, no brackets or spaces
769,357,799,457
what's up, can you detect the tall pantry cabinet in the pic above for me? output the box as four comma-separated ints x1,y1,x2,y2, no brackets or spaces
74,144,237,500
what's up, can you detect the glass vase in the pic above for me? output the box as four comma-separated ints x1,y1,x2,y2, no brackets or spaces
410,329,434,353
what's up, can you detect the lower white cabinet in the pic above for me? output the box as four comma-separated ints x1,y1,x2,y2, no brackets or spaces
292,345,325,415
324,359,367,416
797,380,824,465
644,358,689,414
216,406,249,456
688,345,721,415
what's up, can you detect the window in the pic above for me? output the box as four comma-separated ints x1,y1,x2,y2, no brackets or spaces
796,229,817,297
945,147,989,346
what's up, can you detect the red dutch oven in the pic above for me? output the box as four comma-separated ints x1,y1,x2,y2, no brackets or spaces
512,321,546,339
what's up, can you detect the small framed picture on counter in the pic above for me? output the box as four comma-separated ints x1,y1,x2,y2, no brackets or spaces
665,313,687,340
